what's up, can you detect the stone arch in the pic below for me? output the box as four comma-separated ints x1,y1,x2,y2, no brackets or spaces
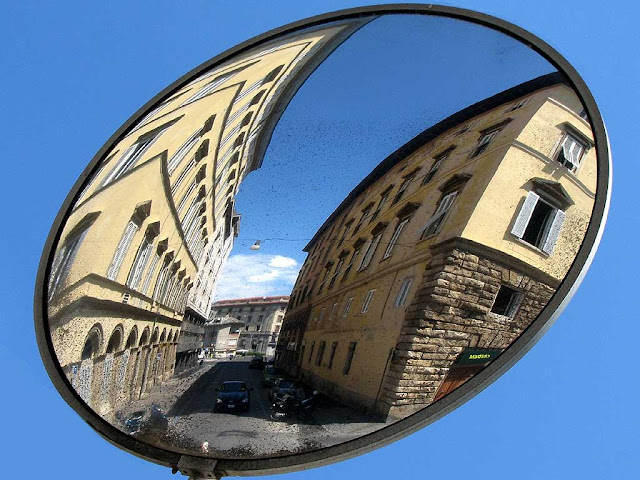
167,330,174,343
139,326,150,347
106,324,124,354
174,332,180,344
125,326,138,349
160,328,167,343
81,324,103,360
150,327,159,344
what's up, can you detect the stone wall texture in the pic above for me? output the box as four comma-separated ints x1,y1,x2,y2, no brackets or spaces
377,244,555,417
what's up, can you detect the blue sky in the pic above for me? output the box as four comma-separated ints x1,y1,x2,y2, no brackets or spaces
1,1,639,480
215,14,554,300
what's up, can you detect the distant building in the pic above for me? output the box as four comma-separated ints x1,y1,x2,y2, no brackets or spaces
174,307,207,372
203,316,244,358
278,73,596,419
47,18,370,415
210,296,290,357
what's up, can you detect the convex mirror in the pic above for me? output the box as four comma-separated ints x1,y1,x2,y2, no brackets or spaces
35,4,609,479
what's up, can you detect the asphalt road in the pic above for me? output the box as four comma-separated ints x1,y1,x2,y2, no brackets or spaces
123,357,389,458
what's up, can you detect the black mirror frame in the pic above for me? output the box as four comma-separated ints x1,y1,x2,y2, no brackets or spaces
34,3,610,478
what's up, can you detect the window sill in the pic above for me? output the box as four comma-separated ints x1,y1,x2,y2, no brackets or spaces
509,235,551,258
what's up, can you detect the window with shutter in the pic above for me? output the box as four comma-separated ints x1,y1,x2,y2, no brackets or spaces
107,221,139,281
383,218,410,259
555,133,585,171
358,233,382,270
102,122,173,187
342,297,353,317
48,224,92,300
420,191,458,238
395,277,414,307
141,251,161,295
361,289,375,313
511,191,566,254
126,238,153,289
167,129,202,175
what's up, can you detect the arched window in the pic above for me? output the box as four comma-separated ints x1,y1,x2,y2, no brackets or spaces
106,325,124,354
125,327,138,349
139,327,150,347
81,325,103,361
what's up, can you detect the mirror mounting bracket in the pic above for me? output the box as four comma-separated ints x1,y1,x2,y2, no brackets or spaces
175,456,220,480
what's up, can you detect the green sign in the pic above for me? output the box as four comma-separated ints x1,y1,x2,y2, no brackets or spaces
454,348,503,366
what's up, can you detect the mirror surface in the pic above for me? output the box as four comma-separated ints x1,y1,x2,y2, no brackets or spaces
44,13,598,459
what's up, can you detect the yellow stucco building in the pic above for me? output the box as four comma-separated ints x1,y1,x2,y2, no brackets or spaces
277,72,596,418
46,18,370,416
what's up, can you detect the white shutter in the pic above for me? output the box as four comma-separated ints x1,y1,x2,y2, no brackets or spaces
167,130,201,175
107,221,139,280
420,191,457,235
542,209,566,254
141,252,160,295
384,218,409,258
511,191,540,239
127,239,153,289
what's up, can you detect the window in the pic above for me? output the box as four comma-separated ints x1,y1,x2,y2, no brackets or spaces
361,289,375,313
395,277,414,307
422,149,451,185
420,191,458,238
353,204,373,234
182,71,235,106
48,215,96,299
342,297,353,317
126,237,154,290
491,285,523,318
343,342,357,375
470,126,503,158
337,220,353,245
167,128,202,175
510,99,527,111
329,303,338,321
308,341,315,364
328,342,338,369
392,172,416,204
371,188,391,222
554,133,586,171
102,121,174,186
358,234,382,270
342,247,360,281
107,221,140,281
316,341,325,366
511,191,566,254
328,259,344,289
383,218,410,259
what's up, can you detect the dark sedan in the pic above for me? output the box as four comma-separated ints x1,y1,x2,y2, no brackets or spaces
215,381,251,412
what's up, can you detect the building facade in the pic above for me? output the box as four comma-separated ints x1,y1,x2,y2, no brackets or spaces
174,307,207,373
203,316,244,358
277,73,596,419
210,296,290,357
46,18,370,416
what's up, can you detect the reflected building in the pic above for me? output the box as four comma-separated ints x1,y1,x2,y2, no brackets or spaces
277,72,596,418
46,18,371,416
210,296,290,357
203,316,244,358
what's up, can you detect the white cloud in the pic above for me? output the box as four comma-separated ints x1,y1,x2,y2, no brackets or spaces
269,255,298,269
213,254,300,301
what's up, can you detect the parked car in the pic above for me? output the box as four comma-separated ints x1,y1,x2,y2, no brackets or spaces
262,365,281,386
215,381,251,412
269,378,300,401
248,356,265,369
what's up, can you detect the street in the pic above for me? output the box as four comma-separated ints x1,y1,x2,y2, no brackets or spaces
115,357,391,458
